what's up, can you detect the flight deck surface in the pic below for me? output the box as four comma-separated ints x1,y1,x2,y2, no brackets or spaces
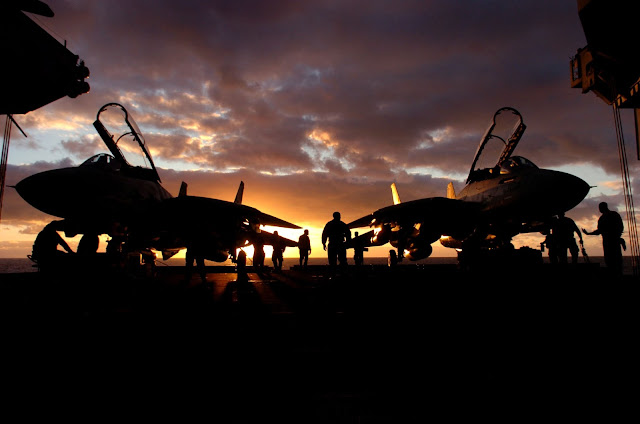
1,263,635,422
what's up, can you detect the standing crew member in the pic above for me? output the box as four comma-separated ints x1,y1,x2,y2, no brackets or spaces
582,202,624,276
298,229,311,268
322,211,351,271
271,231,285,271
253,237,266,271
352,231,368,266
553,213,583,264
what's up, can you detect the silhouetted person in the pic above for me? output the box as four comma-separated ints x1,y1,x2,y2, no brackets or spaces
106,224,127,268
271,231,285,271
322,211,351,271
78,233,99,255
236,249,248,282
388,249,398,268
583,202,624,276
106,224,128,256
298,229,311,268
141,249,157,277
185,235,207,284
353,231,367,266
31,220,74,271
253,237,265,271
541,226,558,264
76,233,100,273
553,213,582,264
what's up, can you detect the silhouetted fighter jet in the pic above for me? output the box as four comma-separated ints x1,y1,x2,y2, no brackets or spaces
15,103,299,262
347,107,590,263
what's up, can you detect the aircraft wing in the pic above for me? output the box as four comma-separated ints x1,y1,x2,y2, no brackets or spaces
347,196,480,260
344,230,375,249
256,211,301,229
157,196,299,229
348,214,376,229
255,230,299,248
347,196,481,260
153,195,300,253
349,197,476,231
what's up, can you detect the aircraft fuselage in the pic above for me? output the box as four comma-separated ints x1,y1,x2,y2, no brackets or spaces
14,103,300,263
459,165,587,221
348,107,591,261
15,159,172,236
440,156,590,249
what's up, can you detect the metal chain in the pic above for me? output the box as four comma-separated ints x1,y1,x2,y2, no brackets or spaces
612,105,640,277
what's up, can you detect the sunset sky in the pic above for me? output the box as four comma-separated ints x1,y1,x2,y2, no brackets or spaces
1,0,638,260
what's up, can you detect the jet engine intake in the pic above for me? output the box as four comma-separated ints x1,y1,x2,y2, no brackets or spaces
439,235,463,249
405,241,433,261
371,224,391,245
205,249,229,262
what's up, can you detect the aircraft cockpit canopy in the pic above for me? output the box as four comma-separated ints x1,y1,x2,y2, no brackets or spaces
499,156,538,174
466,107,526,184
80,153,121,171
93,103,161,182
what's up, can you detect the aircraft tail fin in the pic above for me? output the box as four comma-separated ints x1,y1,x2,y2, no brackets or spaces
391,183,401,205
447,182,456,199
178,181,188,197
234,181,244,204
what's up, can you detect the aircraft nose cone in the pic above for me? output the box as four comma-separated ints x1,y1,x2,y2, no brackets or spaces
546,170,590,212
15,173,52,212
573,174,591,203
15,169,76,217
15,173,44,204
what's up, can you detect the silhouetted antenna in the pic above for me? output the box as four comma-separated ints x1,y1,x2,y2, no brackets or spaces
27,8,68,46
0,117,11,224
0,115,27,225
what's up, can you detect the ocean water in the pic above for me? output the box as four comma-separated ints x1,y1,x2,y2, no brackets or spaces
0,256,455,274
0,255,634,274
155,256,460,268
0,258,39,273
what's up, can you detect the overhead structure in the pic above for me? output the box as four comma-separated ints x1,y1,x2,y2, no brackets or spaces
0,0,90,224
570,0,640,276
0,0,90,115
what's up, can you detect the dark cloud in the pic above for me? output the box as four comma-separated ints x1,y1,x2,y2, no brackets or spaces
40,0,598,179
59,135,103,159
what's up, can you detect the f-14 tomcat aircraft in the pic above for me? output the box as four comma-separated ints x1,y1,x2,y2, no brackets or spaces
15,103,299,262
348,107,590,263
